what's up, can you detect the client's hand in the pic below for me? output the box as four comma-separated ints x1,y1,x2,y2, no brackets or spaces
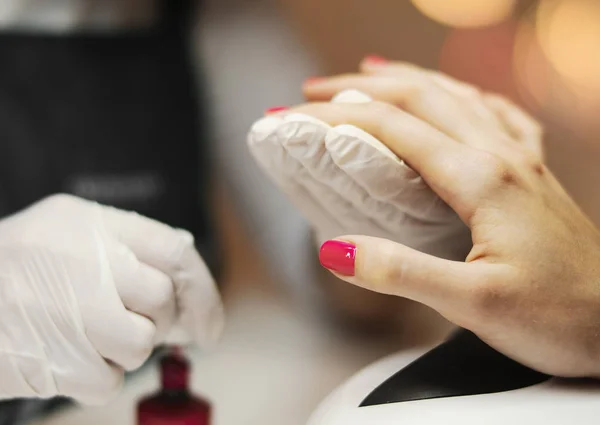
287,82,600,377
303,58,543,159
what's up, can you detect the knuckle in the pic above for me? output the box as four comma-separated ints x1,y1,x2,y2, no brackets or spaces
483,93,504,106
164,229,196,269
528,119,543,138
396,82,433,105
127,321,156,369
433,73,481,97
366,245,405,294
377,265,401,292
368,100,399,116
147,274,174,311
477,153,519,187
518,150,546,176
176,229,195,251
366,101,411,136
436,154,465,178
463,84,482,98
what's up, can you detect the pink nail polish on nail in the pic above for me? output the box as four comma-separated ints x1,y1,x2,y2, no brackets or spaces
364,54,388,65
304,76,326,85
319,240,356,276
265,106,289,114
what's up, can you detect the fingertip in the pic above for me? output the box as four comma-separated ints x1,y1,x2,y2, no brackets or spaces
360,55,388,72
186,302,225,350
301,81,333,102
319,239,357,276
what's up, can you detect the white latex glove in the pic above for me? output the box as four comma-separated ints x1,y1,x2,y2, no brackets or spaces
247,90,471,261
0,194,223,404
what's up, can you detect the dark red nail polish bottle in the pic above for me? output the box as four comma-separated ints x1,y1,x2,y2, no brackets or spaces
137,348,211,425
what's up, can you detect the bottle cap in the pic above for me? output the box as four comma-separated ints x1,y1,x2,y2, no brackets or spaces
160,347,190,390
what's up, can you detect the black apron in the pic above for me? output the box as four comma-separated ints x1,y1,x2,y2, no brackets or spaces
0,1,221,422
0,0,220,274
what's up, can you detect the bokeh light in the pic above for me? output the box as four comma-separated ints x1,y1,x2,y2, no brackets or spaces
411,0,518,28
512,19,551,112
536,0,600,95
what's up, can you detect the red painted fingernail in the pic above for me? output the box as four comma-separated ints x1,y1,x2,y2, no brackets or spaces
304,76,326,85
319,240,356,276
364,54,388,65
265,106,289,114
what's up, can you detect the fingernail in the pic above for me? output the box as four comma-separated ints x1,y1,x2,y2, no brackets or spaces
304,76,326,85
265,106,289,114
364,54,388,65
319,240,356,276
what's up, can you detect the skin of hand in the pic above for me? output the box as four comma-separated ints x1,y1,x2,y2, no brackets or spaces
297,59,542,335
275,62,600,378
303,58,544,160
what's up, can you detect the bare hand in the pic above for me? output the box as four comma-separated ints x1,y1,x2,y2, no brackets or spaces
286,63,600,378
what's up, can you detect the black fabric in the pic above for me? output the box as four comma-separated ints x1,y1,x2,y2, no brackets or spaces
361,329,551,407
0,1,220,423
0,0,220,274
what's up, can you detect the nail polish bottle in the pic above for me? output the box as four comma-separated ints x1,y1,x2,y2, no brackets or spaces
137,348,211,425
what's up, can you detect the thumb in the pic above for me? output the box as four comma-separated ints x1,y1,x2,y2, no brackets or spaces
100,205,224,348
318,236,477,311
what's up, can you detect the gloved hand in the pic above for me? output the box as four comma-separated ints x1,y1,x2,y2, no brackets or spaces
247,89,471,261
0,194,223,404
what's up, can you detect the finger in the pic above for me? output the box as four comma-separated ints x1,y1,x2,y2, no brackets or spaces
304,73,502,151
86,307,156,372
279,114,405,236
359,59,479,99
100,207,224,349
285,101,475,218
278,176,351,243
299,169,392,237
71,233,157,372
248,115,305,179
110,243,176,343
318,236,480,312
483,93,544,159
324,123,457,223
303,74,406,103
360,60,519,142
249,114,374,237
59,361,124,405
324,124,471,260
